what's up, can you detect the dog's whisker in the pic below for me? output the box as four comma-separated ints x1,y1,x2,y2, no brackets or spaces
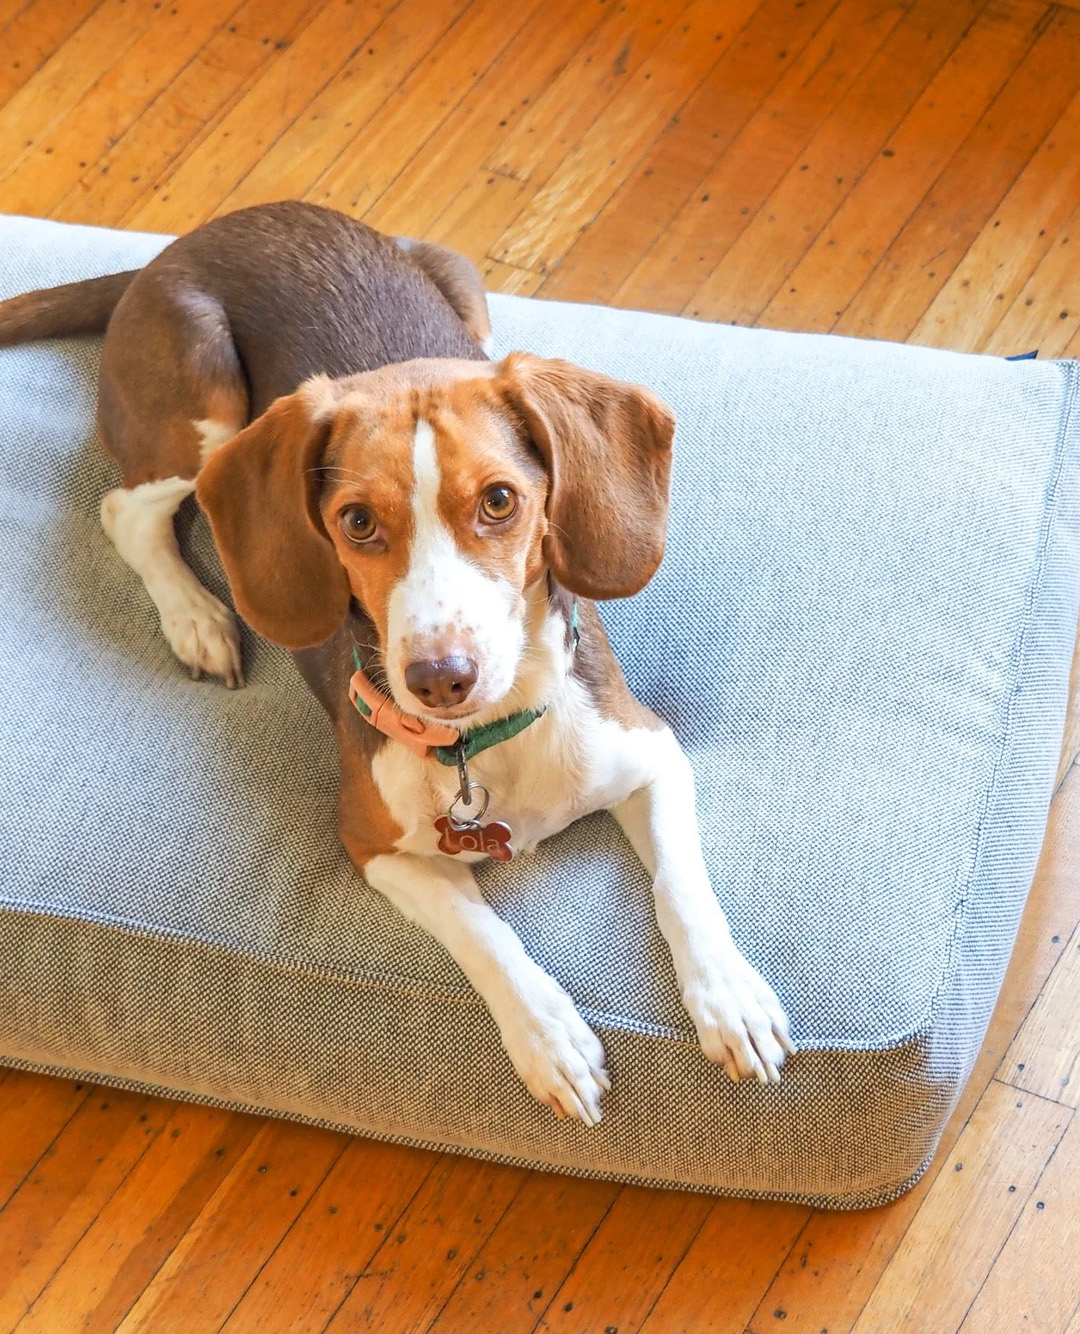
315,464,370,483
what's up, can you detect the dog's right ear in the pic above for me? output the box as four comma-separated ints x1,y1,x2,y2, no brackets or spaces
195,379,351,649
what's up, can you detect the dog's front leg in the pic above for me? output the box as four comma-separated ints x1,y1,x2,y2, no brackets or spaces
363,851,609,1124
614,728,795,1083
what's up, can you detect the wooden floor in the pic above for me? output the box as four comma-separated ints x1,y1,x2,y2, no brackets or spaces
1,0,1080,1329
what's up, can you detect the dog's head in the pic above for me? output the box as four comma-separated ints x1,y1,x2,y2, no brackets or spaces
196,354,674,723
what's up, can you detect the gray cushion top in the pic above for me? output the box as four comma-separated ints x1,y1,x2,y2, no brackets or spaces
1,214,1078,1204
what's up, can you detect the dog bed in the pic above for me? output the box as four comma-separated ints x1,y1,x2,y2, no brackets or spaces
1,214,1078,1209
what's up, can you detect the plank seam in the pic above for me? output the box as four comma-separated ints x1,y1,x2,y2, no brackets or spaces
113,0,358,228
0,0,109,106
819,0,1056,333
523,1187,626,1334
0,1081,91,1216
634,1200,739,1333
306,0,553,221
531,0,782,290
214,1132,362,1333
993,1076,1078,1111
593,0,856,305
48,0,335,224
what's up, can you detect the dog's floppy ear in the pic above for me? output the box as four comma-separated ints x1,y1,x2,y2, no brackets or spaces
501,352,675,599
195,379,350,649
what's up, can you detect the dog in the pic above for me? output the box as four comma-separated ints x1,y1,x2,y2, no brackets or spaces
0,201,793,1123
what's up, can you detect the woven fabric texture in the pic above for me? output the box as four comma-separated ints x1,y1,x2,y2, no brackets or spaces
1,215,1078,1207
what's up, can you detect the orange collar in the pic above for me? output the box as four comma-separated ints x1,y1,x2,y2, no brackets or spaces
348,667,460,758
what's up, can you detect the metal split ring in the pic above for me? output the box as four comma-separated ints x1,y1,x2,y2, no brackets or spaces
447,781,490,826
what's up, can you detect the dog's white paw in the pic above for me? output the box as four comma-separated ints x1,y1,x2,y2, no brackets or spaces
683,955,795,1084
500,974,609,1126
161,588,244,689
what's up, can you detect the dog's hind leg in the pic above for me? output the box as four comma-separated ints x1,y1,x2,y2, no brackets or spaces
100,469,244,687
394,237,492,355
97,285,249,687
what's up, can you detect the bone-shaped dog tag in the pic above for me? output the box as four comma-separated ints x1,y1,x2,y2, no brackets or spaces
434,816,514,862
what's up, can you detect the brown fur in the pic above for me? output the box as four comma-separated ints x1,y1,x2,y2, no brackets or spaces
198,352,674,662
319,372,551,650
100,285,249,487
572,601,664,731
394,237,492,348
96,203,484,490
293,614,405,865
337,745,407,867
196,383,352,648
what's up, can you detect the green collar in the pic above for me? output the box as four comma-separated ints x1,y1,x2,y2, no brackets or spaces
432,709,544,766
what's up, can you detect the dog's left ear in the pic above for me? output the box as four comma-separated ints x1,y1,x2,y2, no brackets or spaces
195,378,351,649
500,352,675,599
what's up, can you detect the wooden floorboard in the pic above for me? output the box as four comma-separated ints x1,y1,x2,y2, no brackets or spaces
426,1174,621,1334
756,0,1052,334
50,0,327,227
542,0,863,307
354,0,615,241
7,1101,258,1333
0,0,104,107
220,1138,438,1333
678,0,985,327
961,1111,1080,1332
2,2,1079,1329
850,1082,1069,1333
491,0,757,275
212,0,479,218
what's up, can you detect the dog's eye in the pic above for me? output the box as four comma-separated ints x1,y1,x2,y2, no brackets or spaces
340,506,378,544
480,486,517,523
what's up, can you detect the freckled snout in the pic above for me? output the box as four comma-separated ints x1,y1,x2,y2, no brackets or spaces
404,656,478,709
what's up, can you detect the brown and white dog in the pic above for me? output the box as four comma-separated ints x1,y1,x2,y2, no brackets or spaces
0,201,792,1123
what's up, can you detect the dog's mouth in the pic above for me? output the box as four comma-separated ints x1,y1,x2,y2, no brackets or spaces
404,691,508,728
412,700,480,724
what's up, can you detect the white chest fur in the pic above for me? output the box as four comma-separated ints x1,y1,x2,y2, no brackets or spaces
371,675,654,860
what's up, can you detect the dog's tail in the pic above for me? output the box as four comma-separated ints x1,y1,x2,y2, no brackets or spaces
0,271,139,347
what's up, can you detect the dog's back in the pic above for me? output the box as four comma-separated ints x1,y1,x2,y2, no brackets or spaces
124,203,487,414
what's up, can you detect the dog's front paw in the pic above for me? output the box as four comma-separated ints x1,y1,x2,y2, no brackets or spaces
683,956,795,1085
499,974,609,1126
161,588,244,689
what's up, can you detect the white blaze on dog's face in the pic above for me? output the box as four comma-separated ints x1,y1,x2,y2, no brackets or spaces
384,419,526,717
318,364,550,721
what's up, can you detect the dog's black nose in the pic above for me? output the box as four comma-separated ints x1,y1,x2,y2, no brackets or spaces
405,657,478,708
